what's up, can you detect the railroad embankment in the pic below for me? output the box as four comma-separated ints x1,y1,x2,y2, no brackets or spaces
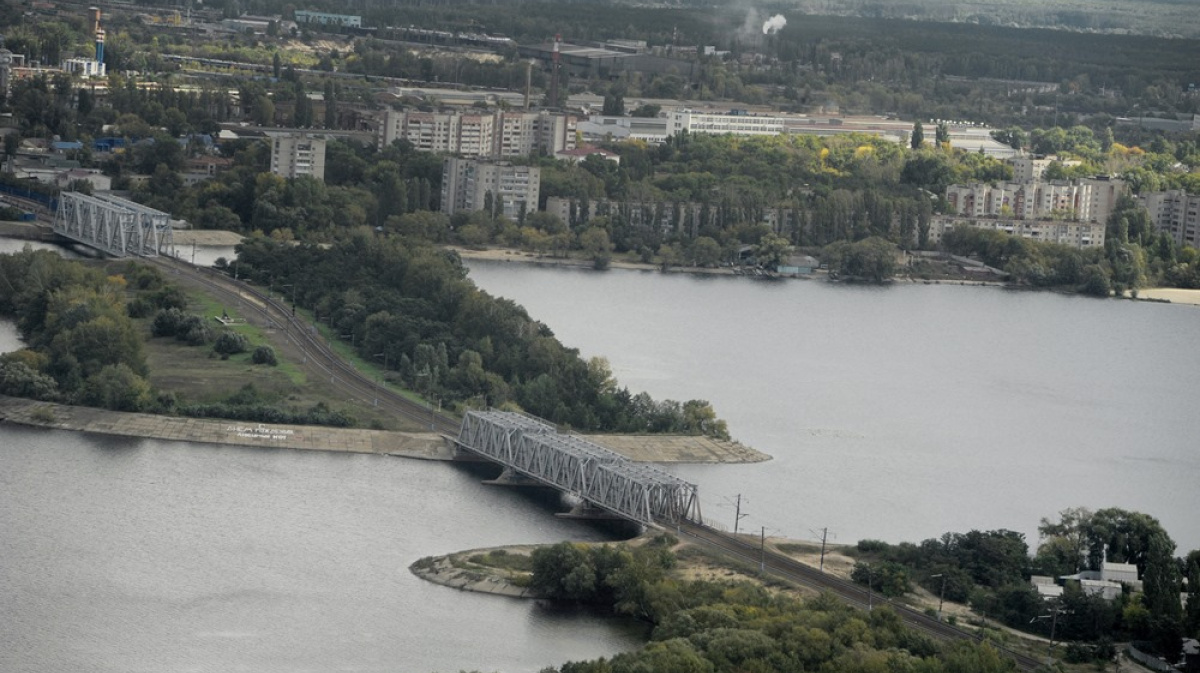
0,395,452,459
0,395,768,463
0,221,58,241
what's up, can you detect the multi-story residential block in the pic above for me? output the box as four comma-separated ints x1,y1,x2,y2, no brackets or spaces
1140,190,1200,249
441,158,540,219
1009,156,1082,182
377,109,576,158
270,133,326,180
945,178,1124,223
926,215,1106,249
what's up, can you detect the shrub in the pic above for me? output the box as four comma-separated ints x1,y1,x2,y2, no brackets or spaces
213,331,249,355
151,308,185,337
251,345,278,366
126,297,155,319
30,406,57,423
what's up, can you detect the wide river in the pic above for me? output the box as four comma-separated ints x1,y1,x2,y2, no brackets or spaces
0,240,646,673
465,261,1200,553
4,241,1198,672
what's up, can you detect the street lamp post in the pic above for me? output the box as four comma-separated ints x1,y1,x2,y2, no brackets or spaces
930,573,947,622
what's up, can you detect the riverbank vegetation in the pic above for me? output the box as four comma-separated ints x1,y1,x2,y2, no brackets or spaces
0,249,360,425
844,507,1200,664
507,537,1021,673
230,234,729,436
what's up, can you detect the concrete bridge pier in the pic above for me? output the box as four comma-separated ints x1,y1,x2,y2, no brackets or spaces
481,467,542,486
555,500,625,521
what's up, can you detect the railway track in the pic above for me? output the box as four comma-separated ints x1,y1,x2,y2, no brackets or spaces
143,255,461,436
676,521,1046,672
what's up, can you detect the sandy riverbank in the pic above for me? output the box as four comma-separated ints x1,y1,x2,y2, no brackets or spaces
1131,287,1200,306
171,230,246,246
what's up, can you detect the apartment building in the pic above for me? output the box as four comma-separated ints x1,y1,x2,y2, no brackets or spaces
1140,190,1200,249
927,216,1106,249
270,133,326,180
441,158,540,219
377,109,576,158
1009,156,1082,182
945,177,1124,223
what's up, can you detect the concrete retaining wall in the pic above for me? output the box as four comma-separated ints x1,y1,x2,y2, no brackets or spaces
0,395,453,460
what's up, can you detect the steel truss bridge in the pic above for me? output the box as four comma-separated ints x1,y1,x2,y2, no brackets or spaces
53,192,174,258
456,410,702,528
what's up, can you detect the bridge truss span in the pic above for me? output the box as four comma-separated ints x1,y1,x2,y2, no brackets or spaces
457,410,701,527
53,192,174,258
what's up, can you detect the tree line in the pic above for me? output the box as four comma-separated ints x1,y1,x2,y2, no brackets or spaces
229,234,730,436
519,537,1021,673
846,507,1200,663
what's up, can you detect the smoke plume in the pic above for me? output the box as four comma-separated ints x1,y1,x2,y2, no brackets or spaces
762,14,787,34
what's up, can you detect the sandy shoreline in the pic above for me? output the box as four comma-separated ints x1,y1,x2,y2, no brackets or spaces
1132,287,1200,306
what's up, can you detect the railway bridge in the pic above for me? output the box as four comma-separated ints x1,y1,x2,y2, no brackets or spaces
455,410,702,528
53,192,174,258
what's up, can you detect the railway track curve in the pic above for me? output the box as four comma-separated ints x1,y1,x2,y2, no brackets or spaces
143,255,461,435
676,521,1046,671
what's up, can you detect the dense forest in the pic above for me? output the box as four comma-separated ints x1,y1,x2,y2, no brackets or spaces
229,233,729,435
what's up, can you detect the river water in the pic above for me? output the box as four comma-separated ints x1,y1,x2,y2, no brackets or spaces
465,261,1200,553
5,240,1197,671
0,237,647,673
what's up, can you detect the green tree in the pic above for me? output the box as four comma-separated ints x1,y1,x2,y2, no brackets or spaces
1143,532,1184,661
1036,507,1093,575
580,227,614,270
754,233,792,269
911,121,925,149
1185,550,1200,638
935,122,950,148
690,236,722,267
78,363,152,411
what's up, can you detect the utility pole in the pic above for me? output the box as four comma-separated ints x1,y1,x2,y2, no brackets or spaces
1032,601,1066,667
930,573,947,621
811,527,831,572
759,526,767,573
865,563,874,611
733,494,748,535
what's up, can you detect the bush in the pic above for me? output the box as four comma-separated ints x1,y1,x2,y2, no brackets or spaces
851,561,912,598
213,331,249,355
151,308,185,337
251,345,278,366
126,297,155,319
857,539,891,554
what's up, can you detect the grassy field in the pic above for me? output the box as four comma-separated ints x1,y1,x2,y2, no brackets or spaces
140,286,426,432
